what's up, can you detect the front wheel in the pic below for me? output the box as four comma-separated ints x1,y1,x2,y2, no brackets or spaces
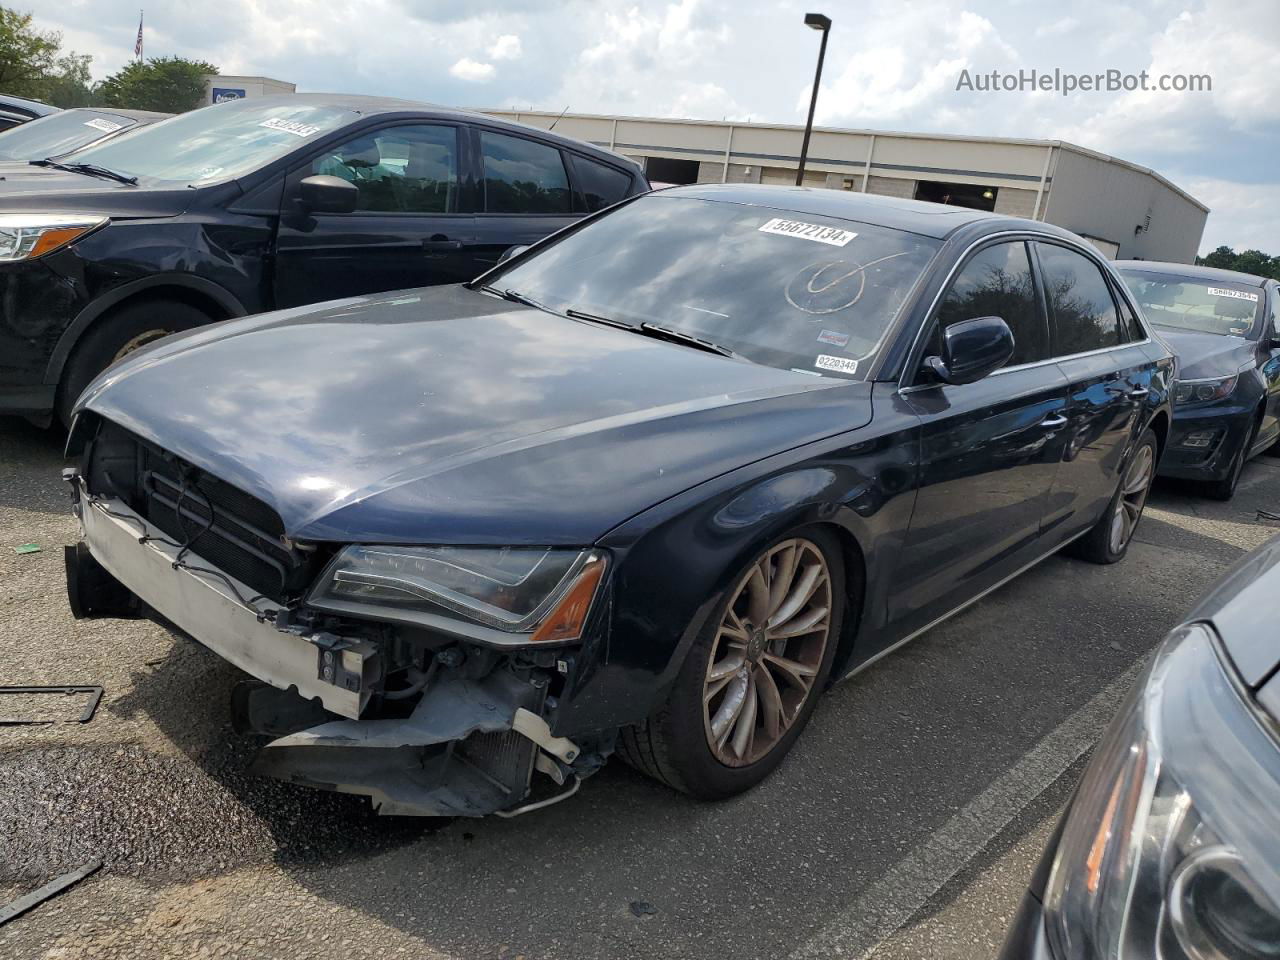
1068,428,1157,565
618,526,846,799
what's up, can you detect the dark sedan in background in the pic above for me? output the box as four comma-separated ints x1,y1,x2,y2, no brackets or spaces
0,106,168,162
1117,261,1280,499
64,186,1172,817
0,93,647,424
1001,534,1280,960
0,93,58,130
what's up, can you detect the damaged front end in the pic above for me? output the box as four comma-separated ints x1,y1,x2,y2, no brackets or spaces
65,416,613,818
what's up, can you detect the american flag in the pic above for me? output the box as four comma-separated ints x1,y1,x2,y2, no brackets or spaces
134,11,143,59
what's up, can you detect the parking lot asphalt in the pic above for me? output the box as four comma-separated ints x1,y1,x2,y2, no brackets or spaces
2,414,1278,960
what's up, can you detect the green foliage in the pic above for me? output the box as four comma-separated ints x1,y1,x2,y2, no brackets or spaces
0,7,59,99
98,57,218,113
40,51,94,107
1196,245,1280,281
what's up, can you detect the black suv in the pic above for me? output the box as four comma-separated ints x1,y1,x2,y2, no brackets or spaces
0,93,648,424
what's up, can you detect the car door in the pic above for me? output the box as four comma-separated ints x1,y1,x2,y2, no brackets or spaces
893,239,1072,627
463,126,581,271
1034,242,1155,534
273,121,476,308
1256,282,1280,449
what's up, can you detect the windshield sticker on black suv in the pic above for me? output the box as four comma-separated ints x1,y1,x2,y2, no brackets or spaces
84,118,123,133
815,354,858,374
758,218,857,247
1207,286,1259,302
260,118,322,138
817,330,850,346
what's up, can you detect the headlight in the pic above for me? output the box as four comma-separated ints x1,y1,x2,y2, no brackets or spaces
1175,375,1238,405
1044,623,1280,960
309,545,607,643
0,214,106,261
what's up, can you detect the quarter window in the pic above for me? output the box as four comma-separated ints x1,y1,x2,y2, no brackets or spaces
1114,286,1146,343
935,241,1048,368
1036,243,1121,355
481,131,572,214
570,154,633,212
311,124,458,213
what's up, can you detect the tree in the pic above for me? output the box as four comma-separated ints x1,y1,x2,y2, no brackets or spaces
1196,245,1280,281
0,7,59,99
39,51,94,107
98,56,218,113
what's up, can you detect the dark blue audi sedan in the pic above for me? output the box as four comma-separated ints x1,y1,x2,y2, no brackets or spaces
63,186,1174,817
1116,260,1280,499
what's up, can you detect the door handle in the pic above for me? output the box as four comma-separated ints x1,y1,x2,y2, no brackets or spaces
422,238,463,251
1039,414,1068,429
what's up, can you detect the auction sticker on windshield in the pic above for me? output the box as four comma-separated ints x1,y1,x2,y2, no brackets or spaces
815,355,858,375
84,118,123,133
758,218,857,247
1208,286,1259,302
260,118,322,138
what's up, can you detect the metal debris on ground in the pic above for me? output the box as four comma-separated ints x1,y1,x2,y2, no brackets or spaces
0,685,104,725
0,860,102,927
13,543,40,555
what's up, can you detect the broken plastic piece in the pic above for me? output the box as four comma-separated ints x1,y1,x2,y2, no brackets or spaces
0,686,104,725
14,543,40,555
0,860,102,926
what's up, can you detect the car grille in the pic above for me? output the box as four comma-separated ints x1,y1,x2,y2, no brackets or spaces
89,420,312,604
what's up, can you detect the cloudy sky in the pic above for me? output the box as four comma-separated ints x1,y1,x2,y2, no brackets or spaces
26,0,1278,254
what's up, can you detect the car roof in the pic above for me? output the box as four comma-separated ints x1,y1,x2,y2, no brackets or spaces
0,93,59,120
1114,259,1269,287
242,93,643,173
654,184,1077,241
70,107,171,122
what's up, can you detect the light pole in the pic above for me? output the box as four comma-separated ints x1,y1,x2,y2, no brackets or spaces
795,12,831,186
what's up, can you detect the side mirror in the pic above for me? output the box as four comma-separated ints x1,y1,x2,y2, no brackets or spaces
298,174,358,214
924,316,1015,385
498,244,530,264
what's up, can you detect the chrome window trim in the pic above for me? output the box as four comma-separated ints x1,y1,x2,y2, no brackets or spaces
895,230,1152,396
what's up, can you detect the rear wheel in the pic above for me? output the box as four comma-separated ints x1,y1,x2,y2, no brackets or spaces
1068,428,1157,564
618,526,846,799
57,299,212,427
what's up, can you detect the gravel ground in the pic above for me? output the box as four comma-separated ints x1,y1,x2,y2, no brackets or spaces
2,414,1277,960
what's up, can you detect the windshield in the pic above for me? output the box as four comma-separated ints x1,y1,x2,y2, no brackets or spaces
1118,269,1263,338
0,109,138,161
64,98,356,185
492,194,941,378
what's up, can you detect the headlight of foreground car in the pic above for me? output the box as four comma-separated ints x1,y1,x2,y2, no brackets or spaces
1044,623,1280,960
0,214,107,261
310,545,607,642
1174,375,1238,406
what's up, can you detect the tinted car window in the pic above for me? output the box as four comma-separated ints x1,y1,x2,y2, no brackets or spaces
1114,286,1146,342
312,124,457,213
1037,244,1121,355
493,194,941,377
936,241,1047,367
571,154,633,212
481,131,571,214
1117,269,1263,338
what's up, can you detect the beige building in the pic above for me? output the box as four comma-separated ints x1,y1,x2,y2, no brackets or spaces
482,109,1208,263
202,75,296,107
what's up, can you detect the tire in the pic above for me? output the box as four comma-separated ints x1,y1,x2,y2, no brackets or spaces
57,299,212,428
1068,428,1158,564
618,525,847,799
1201,418,1257,501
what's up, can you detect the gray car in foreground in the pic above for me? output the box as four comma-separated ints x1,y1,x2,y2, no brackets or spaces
1001,534,1280,959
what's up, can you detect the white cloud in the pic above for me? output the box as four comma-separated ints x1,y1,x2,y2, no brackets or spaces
489,34,522,61
1182,176,1280,254
449,57,495,82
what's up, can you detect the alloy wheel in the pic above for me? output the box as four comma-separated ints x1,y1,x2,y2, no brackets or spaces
703,538,833,767
1109,442,1154,554
111,328,171,364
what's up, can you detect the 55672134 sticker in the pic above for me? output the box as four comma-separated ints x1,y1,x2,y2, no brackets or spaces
758,218,857,247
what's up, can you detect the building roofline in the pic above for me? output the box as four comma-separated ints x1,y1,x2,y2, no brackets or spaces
478,108,1208,214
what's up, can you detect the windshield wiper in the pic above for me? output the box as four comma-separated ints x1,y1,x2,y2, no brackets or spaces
637,322,740,359
565,307,633,330
480,285,552,312
29,158,136,185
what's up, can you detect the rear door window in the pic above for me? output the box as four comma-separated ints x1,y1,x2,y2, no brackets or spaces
480,130,572,214
570,154,634,212
1036,243,1122,356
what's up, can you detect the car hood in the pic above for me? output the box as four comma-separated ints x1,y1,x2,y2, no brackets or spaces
78,285,870,545
1155,327,1255,380
1187,534,1280,687
0,165,192,217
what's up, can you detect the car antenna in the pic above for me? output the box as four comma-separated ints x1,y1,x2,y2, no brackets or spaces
548,105,570,131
